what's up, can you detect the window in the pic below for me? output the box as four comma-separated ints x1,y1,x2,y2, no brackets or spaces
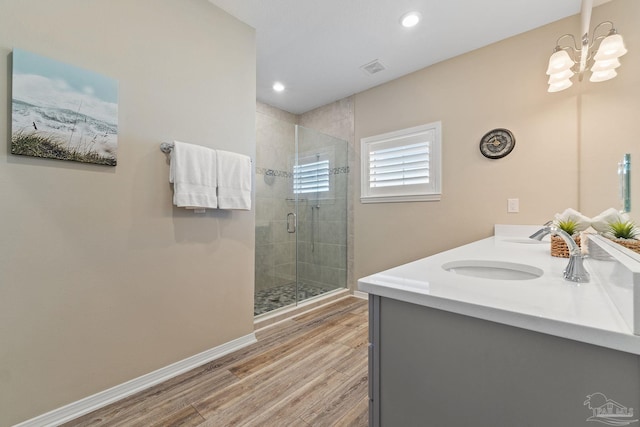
361,121,441,203
293,157,330,194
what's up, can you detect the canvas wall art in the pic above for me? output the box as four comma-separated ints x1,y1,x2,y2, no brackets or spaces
11,48,118,166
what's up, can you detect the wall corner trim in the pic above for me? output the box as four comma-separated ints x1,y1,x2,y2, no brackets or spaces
14,333,257,427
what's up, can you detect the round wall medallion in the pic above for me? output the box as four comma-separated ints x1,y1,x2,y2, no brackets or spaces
479,128,515,159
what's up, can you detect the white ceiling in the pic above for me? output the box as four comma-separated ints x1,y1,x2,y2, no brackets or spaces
208,0,608,114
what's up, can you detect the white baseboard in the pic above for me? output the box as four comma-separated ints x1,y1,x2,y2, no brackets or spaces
353,290,368,300
14,333,257,427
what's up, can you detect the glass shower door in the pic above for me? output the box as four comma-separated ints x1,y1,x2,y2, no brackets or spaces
294,125,348,304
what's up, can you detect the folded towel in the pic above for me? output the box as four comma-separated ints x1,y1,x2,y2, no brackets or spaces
217,150,251,210
552,208,591,233
169,141,218,210
591,208,629,233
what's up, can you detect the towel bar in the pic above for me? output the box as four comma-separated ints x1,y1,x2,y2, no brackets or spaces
160,142,174,153
160,142,253,164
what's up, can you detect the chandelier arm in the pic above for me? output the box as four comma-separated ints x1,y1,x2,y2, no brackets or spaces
555,33,580,52
589,21,615,49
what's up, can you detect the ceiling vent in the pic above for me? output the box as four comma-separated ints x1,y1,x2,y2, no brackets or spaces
360,59,386,75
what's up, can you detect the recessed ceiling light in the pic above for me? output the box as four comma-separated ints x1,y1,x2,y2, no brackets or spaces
400,11,421,28
273,82,285,92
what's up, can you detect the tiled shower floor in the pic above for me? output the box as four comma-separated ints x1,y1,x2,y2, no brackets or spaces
254,282,331,316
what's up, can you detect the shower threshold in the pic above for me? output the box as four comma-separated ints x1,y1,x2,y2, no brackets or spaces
254,288,350,329
254,282,334,316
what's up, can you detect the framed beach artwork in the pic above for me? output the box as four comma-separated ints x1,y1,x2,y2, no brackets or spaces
11,48,118,166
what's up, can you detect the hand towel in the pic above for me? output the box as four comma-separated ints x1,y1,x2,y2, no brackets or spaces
169,141,218,209
217,150,252,210
552,208,591,233
591,208,629,234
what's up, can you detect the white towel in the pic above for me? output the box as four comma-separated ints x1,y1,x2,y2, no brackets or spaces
552,208,591,233
217,150,252,210
169,141,218,210
591,208,629,234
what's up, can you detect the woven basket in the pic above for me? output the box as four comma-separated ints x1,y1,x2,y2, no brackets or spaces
550,235,581,258
610,237,640,254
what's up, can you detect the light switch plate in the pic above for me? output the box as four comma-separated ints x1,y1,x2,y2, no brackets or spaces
507,198,519,213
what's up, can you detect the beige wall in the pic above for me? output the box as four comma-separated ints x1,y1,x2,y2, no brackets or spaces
0,1,255,425
580,0,640,215
354,0,640,280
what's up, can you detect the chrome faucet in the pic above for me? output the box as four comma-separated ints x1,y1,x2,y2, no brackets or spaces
529,225,590,283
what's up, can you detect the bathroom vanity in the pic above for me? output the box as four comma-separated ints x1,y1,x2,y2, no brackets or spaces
358,225,640,427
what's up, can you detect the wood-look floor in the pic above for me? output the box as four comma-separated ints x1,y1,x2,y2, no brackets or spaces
63,297,369,427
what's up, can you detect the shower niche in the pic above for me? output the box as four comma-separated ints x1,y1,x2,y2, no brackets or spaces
255,122,348,316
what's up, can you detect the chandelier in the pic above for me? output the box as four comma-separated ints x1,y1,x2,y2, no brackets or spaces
546,0,626,93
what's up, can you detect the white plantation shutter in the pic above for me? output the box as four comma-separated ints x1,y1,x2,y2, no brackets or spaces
361,122,441,203
369,142,429,188
293,159,330,194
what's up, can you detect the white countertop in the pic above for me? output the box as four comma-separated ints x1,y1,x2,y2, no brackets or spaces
358,225,640,355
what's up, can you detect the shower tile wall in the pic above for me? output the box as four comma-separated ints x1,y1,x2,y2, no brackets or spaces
255,104,297,293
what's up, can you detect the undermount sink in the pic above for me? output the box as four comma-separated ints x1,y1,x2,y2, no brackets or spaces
442,260,544,280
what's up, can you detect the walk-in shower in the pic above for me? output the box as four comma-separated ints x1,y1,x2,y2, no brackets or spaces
255,122,348,316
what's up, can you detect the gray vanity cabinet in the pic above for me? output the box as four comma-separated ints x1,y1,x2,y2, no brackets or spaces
368,295,640,427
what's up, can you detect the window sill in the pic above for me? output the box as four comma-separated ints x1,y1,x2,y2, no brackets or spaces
360,194,441,204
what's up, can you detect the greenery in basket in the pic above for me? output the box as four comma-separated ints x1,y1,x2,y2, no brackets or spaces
608,220,639,240
556,219,579,236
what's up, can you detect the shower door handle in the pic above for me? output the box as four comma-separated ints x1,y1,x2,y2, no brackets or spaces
287,213,297,233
